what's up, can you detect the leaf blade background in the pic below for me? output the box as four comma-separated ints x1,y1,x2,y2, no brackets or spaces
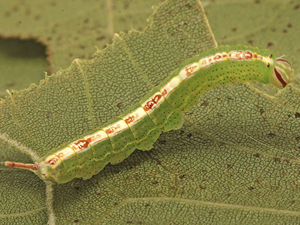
1,0,300,224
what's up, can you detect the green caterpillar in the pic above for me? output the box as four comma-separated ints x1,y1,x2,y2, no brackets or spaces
5,45,294,183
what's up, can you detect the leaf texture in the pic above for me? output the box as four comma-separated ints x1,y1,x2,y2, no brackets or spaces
1,0,300,224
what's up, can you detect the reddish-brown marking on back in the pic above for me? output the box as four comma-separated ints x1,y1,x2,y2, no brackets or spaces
245,51,253,60
143,101,154,111
237,51,244,60
185,64,198,77
105,124,121,134
199,58,209,68
125,115,135,124
161,89,167,96
143,94,162,111
44,157,60,165
153,94,162,103
228,51,238,60
274,67,287,87
86,132,106,145
214,54,222,61
71,140,89,150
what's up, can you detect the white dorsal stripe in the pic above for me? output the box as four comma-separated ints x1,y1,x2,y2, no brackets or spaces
179,63,200,81
141,92,164,114
85,130,108,146
123,107,147,126
104,120,129,137
161,77,181,98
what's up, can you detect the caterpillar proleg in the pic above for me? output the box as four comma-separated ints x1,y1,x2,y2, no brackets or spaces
5,45,294,183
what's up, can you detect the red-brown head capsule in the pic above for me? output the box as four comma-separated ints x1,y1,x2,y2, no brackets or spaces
270,58,294,88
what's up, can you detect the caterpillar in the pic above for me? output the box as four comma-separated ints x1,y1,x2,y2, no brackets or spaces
5,45,294,183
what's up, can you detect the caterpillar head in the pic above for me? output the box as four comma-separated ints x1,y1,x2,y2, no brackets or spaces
270,58,294,89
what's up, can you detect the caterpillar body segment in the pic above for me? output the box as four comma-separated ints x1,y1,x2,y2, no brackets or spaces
5,45,294,183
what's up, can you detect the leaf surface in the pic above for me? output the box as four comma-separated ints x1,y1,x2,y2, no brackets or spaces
1,0,300,224
0,0,162,97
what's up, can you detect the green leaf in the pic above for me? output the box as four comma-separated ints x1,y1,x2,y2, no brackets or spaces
205,0,300,90
0,0,215,224
1,0,300,225
0,0,163,98
0,38,48,98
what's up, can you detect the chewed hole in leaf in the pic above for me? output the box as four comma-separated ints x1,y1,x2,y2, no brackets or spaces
0,37,48,98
